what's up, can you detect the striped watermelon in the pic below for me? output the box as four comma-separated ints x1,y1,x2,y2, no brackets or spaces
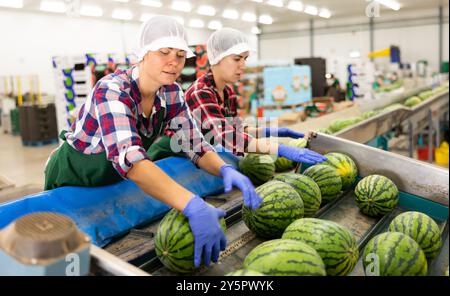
225,269,265,276
282,218,359,276
323,152,358,190
363,232,427,276
242,180,304,238
354,175,398,217
242,239,326,276
155,207,226,274
239,154,275,185
274,157,294,172
273,173,322,217
303,164,342,204
287,138,308,149
388,211,443,259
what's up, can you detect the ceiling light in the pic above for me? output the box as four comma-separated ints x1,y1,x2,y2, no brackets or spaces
375,0,400,11
258,14,273,24
112,9,133,20
287,1,303,12
208,20,223,30
222,9,239,20
266,0,283,8
0,0,23,8
171,1,191,12
80,5,103,17
251,26,261,34
197,5,216,16
140,0,162,7
242,12,257,22
40,0,66,13
189,19,204,28
304,5,318,16
140,13,155,22
319,8,331,18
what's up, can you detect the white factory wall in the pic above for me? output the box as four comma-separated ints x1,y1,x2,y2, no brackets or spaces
0,9,257,96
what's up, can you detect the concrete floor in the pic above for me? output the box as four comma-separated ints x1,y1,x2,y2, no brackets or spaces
0,131,59,190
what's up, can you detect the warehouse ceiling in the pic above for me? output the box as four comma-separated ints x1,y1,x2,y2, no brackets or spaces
2,0,449,33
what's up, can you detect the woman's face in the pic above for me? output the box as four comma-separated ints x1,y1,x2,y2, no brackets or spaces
142,48,186,85
216,51,249,84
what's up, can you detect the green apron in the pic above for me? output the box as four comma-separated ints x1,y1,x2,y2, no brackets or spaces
44,107,166,190
147,135,184,161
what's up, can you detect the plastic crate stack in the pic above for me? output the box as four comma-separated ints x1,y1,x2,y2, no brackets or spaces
19,104,58,146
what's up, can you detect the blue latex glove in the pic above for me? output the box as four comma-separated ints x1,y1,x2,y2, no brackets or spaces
278,144,327,164
220,164,262,210
182,195,227,268
264,127,304,139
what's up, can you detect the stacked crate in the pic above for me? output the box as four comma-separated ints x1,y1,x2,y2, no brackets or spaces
19,103,58,146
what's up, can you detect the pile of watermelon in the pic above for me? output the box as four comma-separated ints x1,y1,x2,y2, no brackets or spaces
239,154,276,185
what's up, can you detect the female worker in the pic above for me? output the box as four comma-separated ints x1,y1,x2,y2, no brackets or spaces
162,28,327,165
44,17,260,269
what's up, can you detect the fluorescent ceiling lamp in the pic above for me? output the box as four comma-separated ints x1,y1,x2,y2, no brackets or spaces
304,5,318,16
287,1,303,12
197,5,216,16
375,0,400,11
80,5,103,17
189,19,204,28
112,9,133,20
242,12,257,22
140,0,162,7
208,20,222,30
349,50,361,58
251,26,261,34
171,1,191,12
266,0,283,8
40,1,66,13
140,13,155,22
222,9,239,20
318,9,331,18
172,16,185,25
258,14,273,24
0,0,23,8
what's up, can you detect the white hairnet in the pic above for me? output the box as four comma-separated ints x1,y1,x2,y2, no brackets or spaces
207,28,254,65
136,15,195,61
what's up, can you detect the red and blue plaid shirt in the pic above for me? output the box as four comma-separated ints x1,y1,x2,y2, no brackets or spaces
166,70,252,156
64,65,214,178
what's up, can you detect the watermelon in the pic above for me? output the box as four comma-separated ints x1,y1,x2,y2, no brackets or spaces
225,269,265,276
282,218,359,276
329,117,362,133
381,103,403,113
363,232,427,276
287,138,308,148
155,207,226,274
323,152,358,190
273,173,322,217
354,175,398,217
242,239,326,276
388,211,443,259
361,110,380,120
317,128,333,135
404,96,422,107
303,165,342,204
242,180,304,238
239,154,275,185
274,157,294,172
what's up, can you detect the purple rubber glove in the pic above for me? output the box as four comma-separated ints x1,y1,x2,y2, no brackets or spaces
264,127,304,139
278,144,327,164
182,195,227,268
220,164,262,210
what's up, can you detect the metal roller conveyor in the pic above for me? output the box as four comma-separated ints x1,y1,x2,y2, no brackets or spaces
93,134,448,276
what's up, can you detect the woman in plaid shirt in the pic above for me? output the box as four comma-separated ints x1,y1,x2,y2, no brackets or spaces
44,17,260,269
177,28,327,165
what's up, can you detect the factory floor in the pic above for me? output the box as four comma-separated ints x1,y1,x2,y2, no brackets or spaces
0,130,448,204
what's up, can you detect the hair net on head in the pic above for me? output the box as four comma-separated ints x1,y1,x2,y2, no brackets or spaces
207,28,254,66
136,15,195,61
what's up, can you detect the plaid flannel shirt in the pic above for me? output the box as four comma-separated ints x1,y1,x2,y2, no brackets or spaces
64,65,214,178
166,70,252,156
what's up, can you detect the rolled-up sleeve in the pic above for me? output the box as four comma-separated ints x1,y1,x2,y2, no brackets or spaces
166,91,215,165
93,84,149,178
